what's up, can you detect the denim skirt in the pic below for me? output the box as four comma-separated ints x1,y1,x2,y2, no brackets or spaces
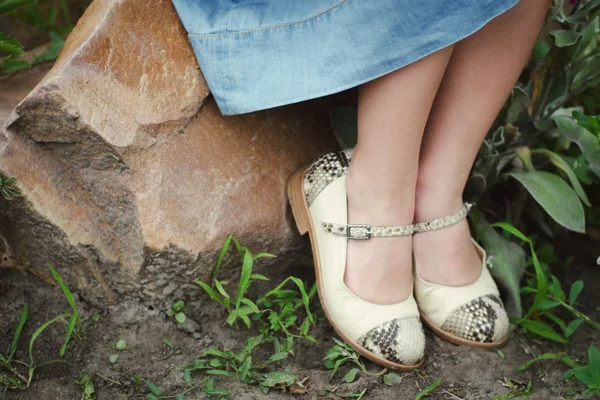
171,0,519,116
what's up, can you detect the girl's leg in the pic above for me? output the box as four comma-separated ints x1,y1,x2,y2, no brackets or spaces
344,45,454,304
414,0,552,285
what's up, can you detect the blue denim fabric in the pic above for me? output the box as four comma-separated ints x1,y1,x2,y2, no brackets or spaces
171,0,520,116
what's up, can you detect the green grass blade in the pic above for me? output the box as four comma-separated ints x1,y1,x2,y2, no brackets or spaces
265,277,314,323
47,261,77,313
235,249,254,310
194,280,225,307
59,311,78,357
487,222,547,320
29,313,70,365
8,303,28,362
416,378,443,400
213,234,233,282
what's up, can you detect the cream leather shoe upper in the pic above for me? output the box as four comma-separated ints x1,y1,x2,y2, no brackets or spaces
414,239,509,343
303,148,425,365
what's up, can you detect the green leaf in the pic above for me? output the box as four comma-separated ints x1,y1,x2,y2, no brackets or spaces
553,115,600,175
240,298,260,313
506,170,585,233
175,313,186,324
261,371,297,388
144,380,161,396
29,313,70,365
194,280,225,307
572,366,597,386
416,378,443,400
213,234,233,282
243,335,263,351
383,372,403,386
9,303,28,362
517,352,570,371
0,32,24,55
549,29,581,47
265,277,314,323
173,301,184,311
235,249,254,310
249,274,269,281
565,318,585,338
474,214,525,318
589,345,600,384
60,311,78,356
206,369,230,376
569,280,584,305
47,261,78,313
535,300,561,310
115,339,127,351
531,149,591,207
343,368,359,383
109,354,119,363
252,252,276,260
520,320,568,343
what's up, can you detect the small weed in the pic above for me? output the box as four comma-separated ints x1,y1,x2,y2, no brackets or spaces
415,377,443,400
383,372,404,386
0,173,21,200
109,339,127,364
162,339,175,357
0,261,82,389
74,373,96,400
491,378,534,399
342,388,367,399
562,344,600,396
323,338,387,383
483,223,600,343
167,300,186,324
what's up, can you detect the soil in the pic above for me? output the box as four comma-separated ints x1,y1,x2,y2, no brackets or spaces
0,232,598,400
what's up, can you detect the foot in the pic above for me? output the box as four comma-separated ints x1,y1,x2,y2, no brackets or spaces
412,198,482,286
343,167,414,305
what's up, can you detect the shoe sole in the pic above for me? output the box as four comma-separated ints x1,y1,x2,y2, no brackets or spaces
287,165,425,371
419,309,509,349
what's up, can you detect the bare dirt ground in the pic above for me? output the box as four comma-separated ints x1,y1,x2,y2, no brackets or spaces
1,232,598,400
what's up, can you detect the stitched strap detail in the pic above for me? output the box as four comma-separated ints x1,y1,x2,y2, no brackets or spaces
413,202,473,234
321,221,414,239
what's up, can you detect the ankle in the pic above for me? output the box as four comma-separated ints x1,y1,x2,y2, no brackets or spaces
346,165,415,223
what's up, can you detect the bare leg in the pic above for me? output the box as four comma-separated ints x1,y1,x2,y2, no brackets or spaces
414,0,552,285
344,46,454,304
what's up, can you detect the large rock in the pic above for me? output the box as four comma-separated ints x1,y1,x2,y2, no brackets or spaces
0,0,338,304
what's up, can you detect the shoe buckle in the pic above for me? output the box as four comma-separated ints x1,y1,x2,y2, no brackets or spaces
346,224,371,240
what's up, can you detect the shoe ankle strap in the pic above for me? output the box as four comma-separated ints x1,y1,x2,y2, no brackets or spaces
321,221,414,240
413,202,473,234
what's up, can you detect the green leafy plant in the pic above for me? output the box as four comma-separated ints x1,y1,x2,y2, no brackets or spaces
478,221,600,344
323,338,387,383
74,373,96,400
195,234,316,345
0,0,85,71
109,339,127,364
0,261,83,389
562,344,600,396
491,378,534,400
188,234,316,397
520,345,600,397
0,172,21,200
180,335,299,397
167,300,187,324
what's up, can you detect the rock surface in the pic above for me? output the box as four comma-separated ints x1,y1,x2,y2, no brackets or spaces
0,0,338,305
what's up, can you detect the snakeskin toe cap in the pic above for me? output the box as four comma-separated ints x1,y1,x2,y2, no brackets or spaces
357,316,425,365
440,294,509,343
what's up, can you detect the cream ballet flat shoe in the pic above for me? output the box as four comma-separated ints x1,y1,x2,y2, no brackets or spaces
413,202,510,348
287,148,425,370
